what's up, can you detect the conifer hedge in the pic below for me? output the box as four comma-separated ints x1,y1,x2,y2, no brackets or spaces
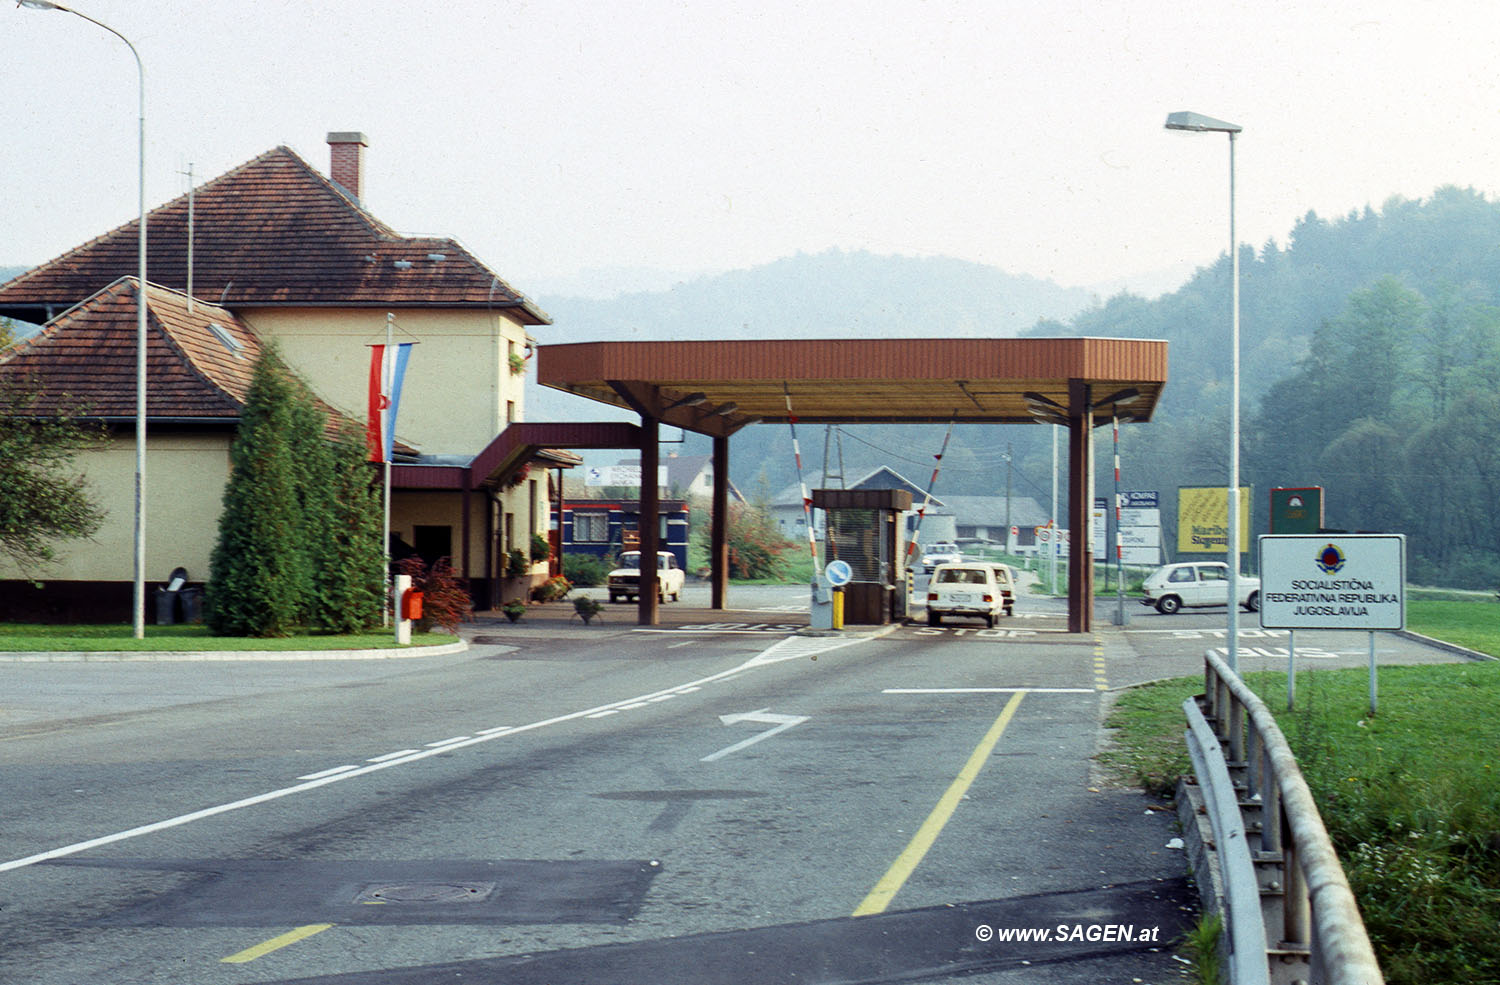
206,349,384,636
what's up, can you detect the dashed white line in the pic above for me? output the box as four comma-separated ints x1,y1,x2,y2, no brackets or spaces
366,749,421,763
0,633,873,874
296,765,358,781
883,687,1096,694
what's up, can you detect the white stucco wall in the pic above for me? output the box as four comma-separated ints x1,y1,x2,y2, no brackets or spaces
240,307,531,456
0,432,232,584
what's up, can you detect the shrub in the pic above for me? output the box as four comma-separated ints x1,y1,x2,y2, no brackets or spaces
506,549,529,577
573,595,604,624
562,553,612,586
530,532,552,565
397,555,472,633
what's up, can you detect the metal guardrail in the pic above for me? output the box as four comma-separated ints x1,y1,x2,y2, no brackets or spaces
1188,649,1385,985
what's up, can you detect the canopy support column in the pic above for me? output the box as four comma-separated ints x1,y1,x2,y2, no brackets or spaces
1068,379,1094,633
711,434,729,609
637,415,661,626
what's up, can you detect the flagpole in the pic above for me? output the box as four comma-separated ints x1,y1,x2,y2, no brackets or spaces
383,311,394,628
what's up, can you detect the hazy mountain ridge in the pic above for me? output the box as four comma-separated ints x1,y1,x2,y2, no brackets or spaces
530,249,1095,344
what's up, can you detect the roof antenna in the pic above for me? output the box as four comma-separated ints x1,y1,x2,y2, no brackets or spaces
180,163,195,313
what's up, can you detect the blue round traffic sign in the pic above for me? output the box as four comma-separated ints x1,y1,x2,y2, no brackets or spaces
825,559,853,587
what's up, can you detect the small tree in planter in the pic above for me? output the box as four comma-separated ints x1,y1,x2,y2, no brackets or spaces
502,599,527,623
573,596,604,624
506,549,529,577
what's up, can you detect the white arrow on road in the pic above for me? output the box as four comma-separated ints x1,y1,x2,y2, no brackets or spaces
701,708,809,762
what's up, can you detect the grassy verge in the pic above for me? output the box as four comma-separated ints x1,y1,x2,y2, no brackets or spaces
1407,599,1500,657
1104,660,1500,984
0,624,455,651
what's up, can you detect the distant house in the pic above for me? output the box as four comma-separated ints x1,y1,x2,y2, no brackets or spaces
770,465,1049,553
596,453,745,502
0,133,570,619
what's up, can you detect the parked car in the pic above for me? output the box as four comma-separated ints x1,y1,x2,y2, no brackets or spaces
607,551,686,603
926,561,1012,627
1141,561,1260,614
919,541,963,572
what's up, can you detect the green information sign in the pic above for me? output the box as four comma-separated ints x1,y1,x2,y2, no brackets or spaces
1270,487,1323,534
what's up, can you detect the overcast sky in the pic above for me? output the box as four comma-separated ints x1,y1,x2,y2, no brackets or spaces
6,1,1500,300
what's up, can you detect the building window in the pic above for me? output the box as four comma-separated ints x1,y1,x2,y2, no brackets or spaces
574,511,610,543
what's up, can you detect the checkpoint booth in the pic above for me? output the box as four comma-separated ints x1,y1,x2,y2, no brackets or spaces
812,487,913,625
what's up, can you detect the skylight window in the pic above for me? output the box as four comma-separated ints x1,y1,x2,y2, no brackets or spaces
207,322,245,358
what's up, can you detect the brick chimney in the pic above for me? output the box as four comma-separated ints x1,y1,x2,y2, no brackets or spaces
327,131,368,202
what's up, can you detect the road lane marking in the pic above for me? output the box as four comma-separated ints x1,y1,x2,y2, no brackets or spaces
367,749,421,763
296,765,359,781
1,635,871,874
425,736,472,747
221,923,334,964
852,691,1026,917
883,687,1094,694
701,709,809,762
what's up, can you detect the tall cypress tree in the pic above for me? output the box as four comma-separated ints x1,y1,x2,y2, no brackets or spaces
206,350,307,636
310,423,385,633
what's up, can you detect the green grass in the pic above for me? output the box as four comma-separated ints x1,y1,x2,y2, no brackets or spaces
1103,656,1500,985
1408,599,1500,657
0,624,455,651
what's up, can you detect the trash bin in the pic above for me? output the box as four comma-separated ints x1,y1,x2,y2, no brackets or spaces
154,566,190,625
179,586,204,624
154,587,177,625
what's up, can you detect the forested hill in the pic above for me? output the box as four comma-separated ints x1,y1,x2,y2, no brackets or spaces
531,249,1093,345
1041,185,1500,588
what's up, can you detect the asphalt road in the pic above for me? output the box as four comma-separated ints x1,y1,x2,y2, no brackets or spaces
0,582,1466,984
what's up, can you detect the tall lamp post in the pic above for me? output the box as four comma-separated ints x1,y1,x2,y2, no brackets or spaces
21,0,148,639
1165,110,1242,673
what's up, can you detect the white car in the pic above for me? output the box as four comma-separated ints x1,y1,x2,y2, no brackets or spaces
926,562,1012,627
919,542,963,572
1141,561,1260,615
607,551,686,603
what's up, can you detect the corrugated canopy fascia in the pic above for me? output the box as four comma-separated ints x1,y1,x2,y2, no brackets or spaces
537,337,1167,434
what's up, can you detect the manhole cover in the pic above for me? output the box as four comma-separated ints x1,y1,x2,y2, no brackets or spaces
354,882,496,904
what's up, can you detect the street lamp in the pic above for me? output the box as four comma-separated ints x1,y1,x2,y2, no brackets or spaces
20,0,148,639
1165,110,1242,673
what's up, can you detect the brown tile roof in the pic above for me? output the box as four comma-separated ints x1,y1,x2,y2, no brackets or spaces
0,278,382,445
0,146,549,324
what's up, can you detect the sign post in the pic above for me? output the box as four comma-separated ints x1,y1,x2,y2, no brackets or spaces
1259,534,1405,715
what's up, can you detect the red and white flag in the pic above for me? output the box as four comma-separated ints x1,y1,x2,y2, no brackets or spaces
367,343,413,462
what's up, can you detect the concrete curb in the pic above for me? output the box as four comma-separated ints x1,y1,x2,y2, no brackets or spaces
0,640,469,663
1394,628,1496,662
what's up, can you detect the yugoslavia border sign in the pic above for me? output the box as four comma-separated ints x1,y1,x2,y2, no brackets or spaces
1259,534,1405,630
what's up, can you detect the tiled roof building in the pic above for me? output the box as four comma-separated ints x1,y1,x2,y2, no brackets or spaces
0,133,554,619
2,278,259,421
0,142,549,322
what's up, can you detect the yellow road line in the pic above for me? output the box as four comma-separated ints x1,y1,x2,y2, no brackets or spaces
852,691,1025,917
221,924,334,964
